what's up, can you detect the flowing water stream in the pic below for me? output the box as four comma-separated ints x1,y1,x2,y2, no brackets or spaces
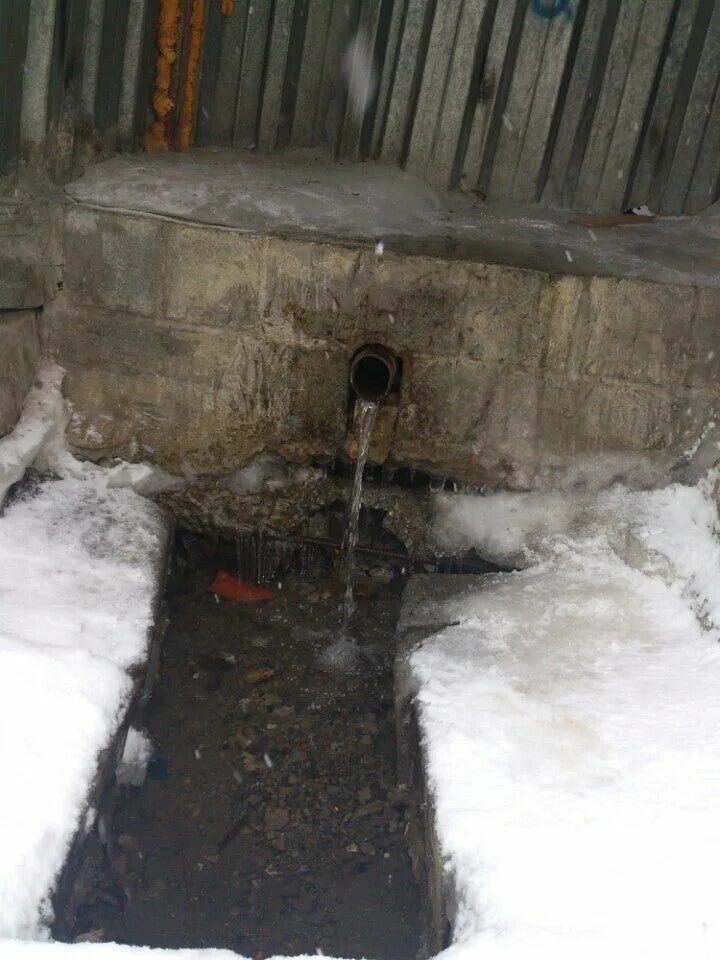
341,399,378,639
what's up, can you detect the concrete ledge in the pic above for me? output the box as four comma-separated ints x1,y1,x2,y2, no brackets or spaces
49,189,720,488
66,151,720,289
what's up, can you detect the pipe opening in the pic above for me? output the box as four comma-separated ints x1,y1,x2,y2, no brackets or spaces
349,344,400,402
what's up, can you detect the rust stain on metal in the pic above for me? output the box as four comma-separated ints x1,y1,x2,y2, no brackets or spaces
144,0,182,152
568,214,657,228
178,0,206,149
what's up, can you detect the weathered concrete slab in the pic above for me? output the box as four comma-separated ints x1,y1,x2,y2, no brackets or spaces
66,151,720,289
48,183,720,489
0,311,41,437
0,179,63,310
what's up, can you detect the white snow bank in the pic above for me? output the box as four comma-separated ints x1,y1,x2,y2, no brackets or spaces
0,382,167,939
0,363,66,507
0,946,354,960
0,945,249,959
0,944,353,960
415,477,720,957
115,727,153,787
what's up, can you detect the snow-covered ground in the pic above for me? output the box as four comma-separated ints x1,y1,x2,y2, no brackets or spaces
411,477,720,959
0,369,167,940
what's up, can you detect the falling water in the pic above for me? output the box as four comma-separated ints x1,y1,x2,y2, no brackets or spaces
340,399,378,639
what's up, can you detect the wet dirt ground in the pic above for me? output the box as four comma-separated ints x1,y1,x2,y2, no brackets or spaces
75,534,421,959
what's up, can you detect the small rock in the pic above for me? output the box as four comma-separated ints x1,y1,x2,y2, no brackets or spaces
73,930,105,944
388,784,409,808
110,853,128,878
367,565,393,583
264,806,289,831
241,752,264,773
117,834,140,854
144,876,167,900
283,880,300,898
352,799,383,819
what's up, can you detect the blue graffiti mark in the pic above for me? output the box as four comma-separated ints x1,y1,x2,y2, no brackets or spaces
529,0,574,22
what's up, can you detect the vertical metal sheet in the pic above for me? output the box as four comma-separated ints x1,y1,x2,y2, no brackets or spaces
593,0,675,212
80,0,106,120
685,75,720,215
20,0,60,148
405,0,465,177
540,0,615,207
118,0,149,145
0,0,32,173
233,0,275,148
508,5,574,201
291,1,335,147
626,0,700,210
338,0,383,159
379,0,434,164
661,0,720,213
257,0,297,150
461,0,518,191
573,0,649,210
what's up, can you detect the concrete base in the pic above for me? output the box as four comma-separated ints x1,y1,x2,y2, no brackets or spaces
0,311,41,437
67,151,720,288
43,151,720,493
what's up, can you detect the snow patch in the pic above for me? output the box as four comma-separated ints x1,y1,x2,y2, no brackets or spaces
417,475,720,957
0,363,66,507
223,454,288,494
116,728,153,787
0,378,166,939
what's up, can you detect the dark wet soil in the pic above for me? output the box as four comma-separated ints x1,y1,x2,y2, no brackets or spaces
74,535,420,959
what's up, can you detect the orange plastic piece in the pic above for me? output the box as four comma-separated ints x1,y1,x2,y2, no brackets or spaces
244,668,275,684
208,570,274,603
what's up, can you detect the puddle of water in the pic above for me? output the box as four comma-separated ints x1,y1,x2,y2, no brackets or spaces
68,535,420,959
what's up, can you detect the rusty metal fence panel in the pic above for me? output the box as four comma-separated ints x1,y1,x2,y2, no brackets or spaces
4,0,720,214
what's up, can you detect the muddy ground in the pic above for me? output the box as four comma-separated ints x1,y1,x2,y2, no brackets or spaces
72,533,421,959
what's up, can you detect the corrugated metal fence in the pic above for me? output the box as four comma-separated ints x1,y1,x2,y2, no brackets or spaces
3,0,720,214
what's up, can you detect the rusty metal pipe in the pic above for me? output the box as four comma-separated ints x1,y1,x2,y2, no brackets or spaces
349,344,398,402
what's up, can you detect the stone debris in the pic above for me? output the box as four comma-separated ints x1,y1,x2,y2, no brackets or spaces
70,534,420,958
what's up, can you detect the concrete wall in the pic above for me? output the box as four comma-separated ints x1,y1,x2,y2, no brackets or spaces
48,205,720,489
0,312,41,438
